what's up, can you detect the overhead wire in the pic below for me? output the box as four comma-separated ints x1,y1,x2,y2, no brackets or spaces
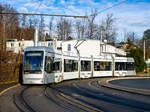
34,0,43,14
0,0,129,18
96,0,128,15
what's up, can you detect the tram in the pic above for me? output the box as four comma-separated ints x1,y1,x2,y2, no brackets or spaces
23,46,136,84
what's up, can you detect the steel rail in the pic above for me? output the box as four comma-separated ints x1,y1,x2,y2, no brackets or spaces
13,86,37,112
44,86,75,112
47,84,104,112
86,80,150,111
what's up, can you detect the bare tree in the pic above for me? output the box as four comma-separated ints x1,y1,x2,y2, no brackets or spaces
87,9,98,39
75,18,88,39
124,32,141,47
75,21,81,39
39,16,45,41
48,17,54,40
0,4,19,49
102,14,116,43
57,18,64,40
56,18,72,40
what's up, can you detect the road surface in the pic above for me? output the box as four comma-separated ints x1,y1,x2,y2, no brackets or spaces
0,78,150,112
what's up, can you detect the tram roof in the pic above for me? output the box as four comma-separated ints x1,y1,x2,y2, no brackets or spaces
25,46,56,53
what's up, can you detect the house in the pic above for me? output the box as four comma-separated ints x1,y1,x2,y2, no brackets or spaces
6,39,126,57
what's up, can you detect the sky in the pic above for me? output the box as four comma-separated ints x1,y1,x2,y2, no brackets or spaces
0,0,150,41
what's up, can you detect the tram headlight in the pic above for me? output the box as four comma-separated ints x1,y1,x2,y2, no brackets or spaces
24,71,42,74
36,71,42,74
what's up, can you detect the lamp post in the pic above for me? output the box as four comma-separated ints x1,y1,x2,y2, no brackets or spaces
144,38,146,61
100,26,104,56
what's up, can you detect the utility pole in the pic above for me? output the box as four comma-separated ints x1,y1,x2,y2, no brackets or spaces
74,39,86,79
34,29,39,46
100,26,103,56
144,39,146,61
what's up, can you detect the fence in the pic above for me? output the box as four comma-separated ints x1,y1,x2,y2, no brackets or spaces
0,50,23,84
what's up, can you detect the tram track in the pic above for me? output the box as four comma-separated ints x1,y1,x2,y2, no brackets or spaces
45,85,103,112
2,78,150,112
13,86,37,112
73,80,150,112
44,86,76,112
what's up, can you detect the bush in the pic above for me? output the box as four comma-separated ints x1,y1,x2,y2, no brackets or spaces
127,48,147,72
0,50,23,83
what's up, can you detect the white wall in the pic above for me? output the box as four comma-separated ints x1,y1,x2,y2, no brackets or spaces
6,39,126,56
61,40,126,56
6,40,34,53
61,40,101,56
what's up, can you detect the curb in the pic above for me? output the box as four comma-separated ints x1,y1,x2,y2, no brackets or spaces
0,84,20,97
100,77,150,96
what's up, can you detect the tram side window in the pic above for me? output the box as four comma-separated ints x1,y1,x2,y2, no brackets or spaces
94,61,100,71
53,61,61,72
115,62,126,71
126,62,134,70
44,56,52,73
81,61,91,71
100,61,111,71
72,60,78,71
64,59,78,72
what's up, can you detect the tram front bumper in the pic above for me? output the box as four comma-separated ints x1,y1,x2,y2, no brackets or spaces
23,78,45,84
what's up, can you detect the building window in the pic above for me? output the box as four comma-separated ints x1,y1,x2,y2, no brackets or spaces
68,44,71,51
11,43,14,47
48,43,53,47
48,43,51,47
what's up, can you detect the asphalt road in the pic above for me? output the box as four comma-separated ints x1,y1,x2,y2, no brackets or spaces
0,78,150,112
110,78,150,90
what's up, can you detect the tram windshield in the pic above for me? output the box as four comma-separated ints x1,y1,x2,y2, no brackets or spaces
24,51,44,73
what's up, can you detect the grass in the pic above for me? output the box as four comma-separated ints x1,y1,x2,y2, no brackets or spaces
136,72,150,76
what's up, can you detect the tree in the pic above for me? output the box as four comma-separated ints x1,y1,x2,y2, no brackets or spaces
101,14,116,43
143,29,150,39
75,18,88,39
39,16,45,41
124,32,142,48
87,9,98,39
56,18,72,40
48,17,54,40
143,29,150,59
127,48,146,72
75,21,82,39
0,3,19,49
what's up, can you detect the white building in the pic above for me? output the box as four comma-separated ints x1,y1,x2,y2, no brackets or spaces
6,39,34,54
61,39,126,57
6,39,126,56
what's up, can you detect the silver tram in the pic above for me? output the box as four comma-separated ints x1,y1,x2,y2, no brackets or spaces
23,46,136,84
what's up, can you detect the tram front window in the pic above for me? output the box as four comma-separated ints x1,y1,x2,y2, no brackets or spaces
24,51,43,74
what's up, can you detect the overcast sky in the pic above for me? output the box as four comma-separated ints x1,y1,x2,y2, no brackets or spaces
1,0,150,41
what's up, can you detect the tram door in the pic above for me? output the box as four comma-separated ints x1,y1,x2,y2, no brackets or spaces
53,58,62,83
44,55,55,83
